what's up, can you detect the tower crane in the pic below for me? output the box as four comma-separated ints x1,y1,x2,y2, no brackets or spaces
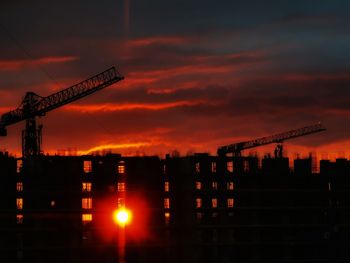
0,67,124,157
217,123,326,157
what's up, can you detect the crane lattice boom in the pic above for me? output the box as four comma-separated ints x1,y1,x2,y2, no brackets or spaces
217,123,326,156
0,66,124,157
0,67,123,129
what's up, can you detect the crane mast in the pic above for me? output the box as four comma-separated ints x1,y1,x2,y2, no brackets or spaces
217,123,326,157
0,67,124,157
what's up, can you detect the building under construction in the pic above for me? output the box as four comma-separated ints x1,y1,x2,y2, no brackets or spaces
0,151,349,263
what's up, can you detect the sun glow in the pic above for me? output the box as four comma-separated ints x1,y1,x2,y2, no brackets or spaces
113,209,132,226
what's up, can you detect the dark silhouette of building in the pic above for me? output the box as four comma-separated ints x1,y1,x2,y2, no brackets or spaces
0,152,17,262
163,154,350,262
0,152,350,262
294,156,312,176
9,154,163,263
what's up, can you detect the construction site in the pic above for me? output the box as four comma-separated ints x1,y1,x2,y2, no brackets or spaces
0,67,349,263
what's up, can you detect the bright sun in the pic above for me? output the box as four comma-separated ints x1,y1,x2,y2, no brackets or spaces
113,209,131,226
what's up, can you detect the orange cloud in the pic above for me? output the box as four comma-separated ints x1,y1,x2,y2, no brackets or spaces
116,76,159,89
0,106,12,113
126,64,236,85
64,100,217,112
0,56,78,71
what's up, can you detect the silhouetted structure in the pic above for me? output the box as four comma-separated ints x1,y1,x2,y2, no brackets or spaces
0,67,124,157
0,152,349,262
294,156,312,176
217,123,325,156
162,154,350,262
0,152,17,262
7,154,163,263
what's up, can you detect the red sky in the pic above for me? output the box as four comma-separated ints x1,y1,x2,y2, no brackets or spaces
1,1,350,159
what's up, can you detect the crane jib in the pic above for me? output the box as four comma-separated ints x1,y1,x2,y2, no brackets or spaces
217,123,326,156
0,67,124,130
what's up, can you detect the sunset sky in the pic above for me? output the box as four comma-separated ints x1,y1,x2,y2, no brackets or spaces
1,0,350,158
